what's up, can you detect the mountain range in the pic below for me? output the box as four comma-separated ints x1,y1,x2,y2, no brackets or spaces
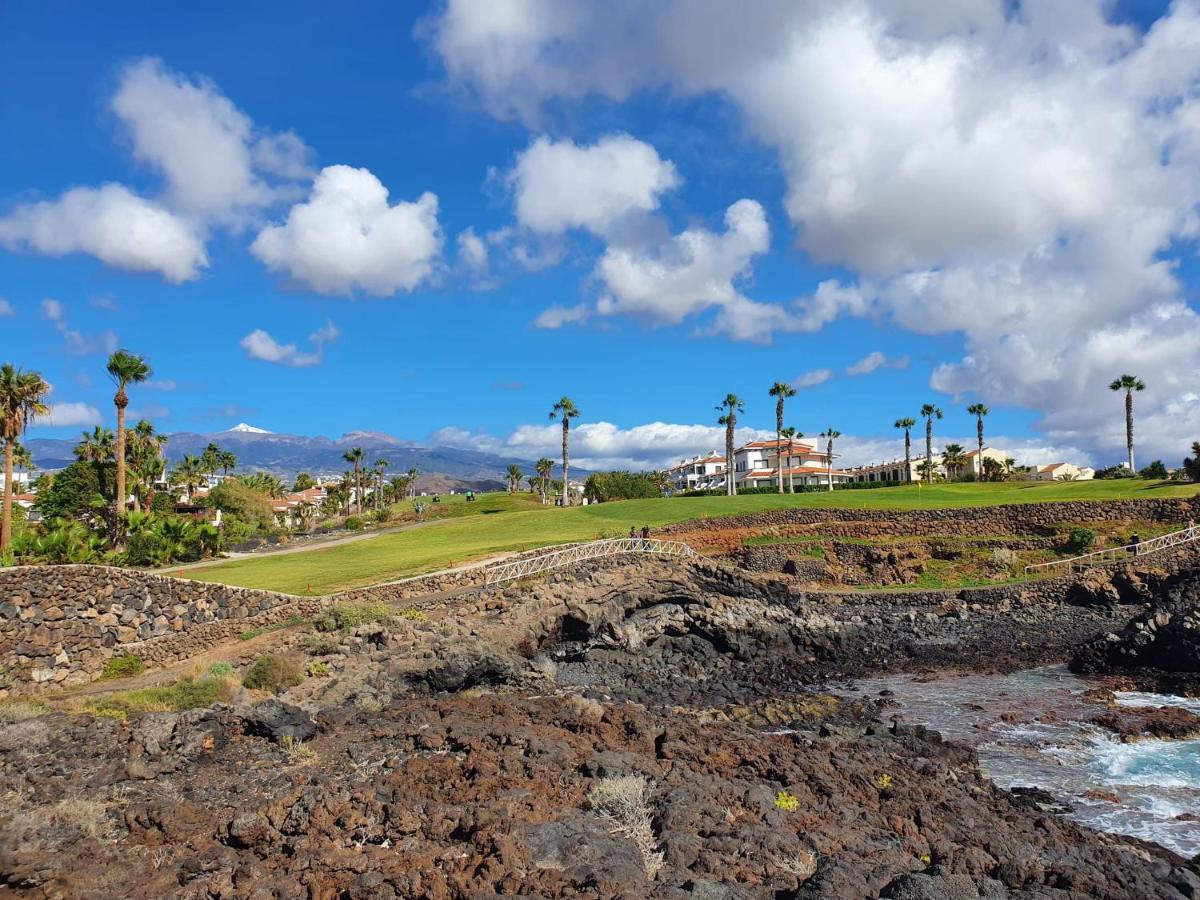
23,424,555,492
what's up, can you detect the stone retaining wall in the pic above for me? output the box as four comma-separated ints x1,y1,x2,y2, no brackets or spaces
661,497,1198,539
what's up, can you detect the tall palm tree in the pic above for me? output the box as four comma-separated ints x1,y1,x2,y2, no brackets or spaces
919,404,943,483
535,457,555,504
73,425,116,462
769,381,797,493
406,467,418,499
820,428,841,491
219,449,237,475
200,442,223,476
942,443,967,480
780,427,802,493
1,364,50,551
549,397,580,507
343,447,365,514
1108,374,1145,472
106,350,152,530
373,458,389,511
506,463,523,494
715,394,744,496
12,442,34,485
894,417,916,484
966,403,989,478
170,454,206,501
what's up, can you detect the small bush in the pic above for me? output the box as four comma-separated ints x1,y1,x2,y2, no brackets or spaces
587,775,663,877
82,676,234,719
874,773,893,791
0,701,51,723
1065,527,1096,554
242,654,304,693
987,548,1020,571
313,600,394,632
101,654,145,680
354,695,383,715
396,607,427,622
305,660,329,677
303,633,343,655
280,733,317,763
239,627,265,641
344,516,365,531
774,790,800,811
208,661,235,678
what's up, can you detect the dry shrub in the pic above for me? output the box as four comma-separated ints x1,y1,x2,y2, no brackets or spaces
587,775,663,878
567,693,604,723
242,654,304,693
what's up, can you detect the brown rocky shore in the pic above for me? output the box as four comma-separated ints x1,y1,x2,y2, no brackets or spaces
2,555,1199,898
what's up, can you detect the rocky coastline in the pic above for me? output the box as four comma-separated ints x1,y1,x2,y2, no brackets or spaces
2,553,1199,897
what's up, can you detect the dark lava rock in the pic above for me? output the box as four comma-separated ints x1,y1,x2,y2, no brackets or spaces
525,814,648,891
240,699,316,744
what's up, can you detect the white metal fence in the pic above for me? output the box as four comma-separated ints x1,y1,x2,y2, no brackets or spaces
483,538,695,585
1023,525,1199,575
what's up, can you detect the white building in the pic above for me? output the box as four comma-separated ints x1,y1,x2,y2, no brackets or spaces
667,452,727,492
1033,462,1095,481
734,438,852,489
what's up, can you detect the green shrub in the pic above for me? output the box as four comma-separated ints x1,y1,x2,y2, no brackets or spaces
303,633,343,655
345,516,365,531
305,660,329,677
1066,527,1096,554
313,600,393,632
208,661,235,678
1139,460,1168,479
101,653,145,680
242,654,304,692
82,675,234,719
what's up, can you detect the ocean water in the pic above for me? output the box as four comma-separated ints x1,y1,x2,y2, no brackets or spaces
833,666,1200,858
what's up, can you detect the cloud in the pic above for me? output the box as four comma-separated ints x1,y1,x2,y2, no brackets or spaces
239,319,340,367
792,368,833,389
111,57,313,223
508,134,680,237
592,198,780,339
534,303,590,329
425,0,1200,460
251,166,443,296
41,298,118,356
457,227,488,272
128,403,170,420
845,351,908,376
89,294,118,311
0,299,12,317
0,184,208,282
144,379,177,391
32,402,103,428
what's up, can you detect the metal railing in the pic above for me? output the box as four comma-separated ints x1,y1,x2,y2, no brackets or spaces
483,538,696,586
1023,525,1199,575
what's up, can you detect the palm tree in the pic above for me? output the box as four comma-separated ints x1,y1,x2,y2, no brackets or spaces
406,467,418,499
780,427,802,493
106,350,152,530
893,417,916,484
170,454,206,501
535,457,555,504
919,404,943,483
73,425,116,462
343,447,365,514
238,472,285,498
1109,374,1145,472
715,394,744,496
12,441,34,485
200,442,223,476
126,419,167,511
820,428,841,491
549,397,580,507
1,364,50,552
769,381,797,493
219,449,237,475
967,403,989,478
942,443,967,480
373,458,389,512
506,463,523,494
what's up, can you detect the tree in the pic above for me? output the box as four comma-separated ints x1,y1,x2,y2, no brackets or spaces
1,364,50,551
550,397,580,507
406,467,418,499
373,458,389,511
293,472,316,492
200,442,223,476
237,472,285,498
73,426,115,462
820,429,841,491
170,454,206,501
126,419,167,511
1139,459,1167,480
1109,374,1145,472
106,349,152,536
919,404,943,483
1183,442,1200,482
33,460,113,523
780,427,802,493
982,457,1006,482
219,449,237,475
967,403,989,478
12,441,34,485
893,417,916,484
942,443,966,479
535,457,555,504
343,447,365,514
769,381,797,493
715,394,744,496
506,463,524,494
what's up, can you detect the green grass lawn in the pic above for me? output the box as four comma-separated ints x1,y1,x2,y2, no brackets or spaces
185,480,1199,595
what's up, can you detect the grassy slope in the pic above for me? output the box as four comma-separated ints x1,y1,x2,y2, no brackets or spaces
185,480,1199,595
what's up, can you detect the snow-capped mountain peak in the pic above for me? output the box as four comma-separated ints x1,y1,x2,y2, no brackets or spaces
227,423,273,434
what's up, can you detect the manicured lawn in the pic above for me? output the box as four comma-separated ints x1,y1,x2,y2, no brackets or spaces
185,480,1199,595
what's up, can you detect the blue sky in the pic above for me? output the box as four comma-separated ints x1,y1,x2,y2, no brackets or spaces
2,1,1198,470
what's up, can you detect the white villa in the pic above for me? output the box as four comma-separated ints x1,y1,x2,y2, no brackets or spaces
847,447,1013,483
667,452,728,492
669,438,851,491
1033,462,1095,481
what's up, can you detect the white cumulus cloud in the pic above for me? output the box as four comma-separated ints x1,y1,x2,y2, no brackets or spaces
793,368,833,389
846,351,908,376
240,320,340,367
0,299,12,317
33,402,103,428
41,298,119,356
251,166,443,296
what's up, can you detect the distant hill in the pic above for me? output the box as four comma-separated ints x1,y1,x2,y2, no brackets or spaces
23,424,565,492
